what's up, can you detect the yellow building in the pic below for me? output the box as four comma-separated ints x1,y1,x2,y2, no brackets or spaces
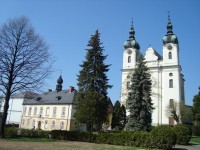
20,76,77,131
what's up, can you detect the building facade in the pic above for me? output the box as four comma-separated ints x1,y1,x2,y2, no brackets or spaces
120,17,185,125
20,76,78,131
0,93,29,125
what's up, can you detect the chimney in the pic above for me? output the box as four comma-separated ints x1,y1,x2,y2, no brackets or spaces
69,86,74,92
48,89,52,92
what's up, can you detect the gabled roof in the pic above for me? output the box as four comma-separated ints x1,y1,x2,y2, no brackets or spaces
23,89,77,105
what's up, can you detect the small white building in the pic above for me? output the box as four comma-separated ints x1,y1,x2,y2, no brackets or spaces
120,17,185,126
0,93,29,125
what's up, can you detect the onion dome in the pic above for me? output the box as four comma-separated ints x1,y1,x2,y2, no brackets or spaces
162,15,178,45
56,76,63,92
124,21,140,49
57,76,63,84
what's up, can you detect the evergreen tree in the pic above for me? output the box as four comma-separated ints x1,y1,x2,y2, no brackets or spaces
192,87,200,125
75,30,112,131
125,55,153,131
111,101,126,130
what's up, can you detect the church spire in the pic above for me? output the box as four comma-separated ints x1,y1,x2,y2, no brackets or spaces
56,75,63,92
129,20,135,40
162,13,178,45
124,19,140,49
167,12,173,35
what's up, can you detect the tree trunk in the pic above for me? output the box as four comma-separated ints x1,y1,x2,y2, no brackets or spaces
0,90,11,139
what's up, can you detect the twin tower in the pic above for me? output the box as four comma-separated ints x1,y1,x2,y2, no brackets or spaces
120,16,185,125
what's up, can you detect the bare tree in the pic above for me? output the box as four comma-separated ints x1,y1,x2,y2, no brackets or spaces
0,17,54,138
166,100,190,125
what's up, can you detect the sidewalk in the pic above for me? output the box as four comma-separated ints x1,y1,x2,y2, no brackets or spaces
173,143,200,150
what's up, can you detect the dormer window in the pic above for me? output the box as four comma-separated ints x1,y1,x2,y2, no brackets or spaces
56,96,62,100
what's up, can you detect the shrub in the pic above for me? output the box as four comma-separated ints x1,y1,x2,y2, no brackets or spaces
5,127,18,138
131,131,150,147
192,125,200,136
173,125,191,145
19,129,50,138
50,130,96,142
150,125,176,150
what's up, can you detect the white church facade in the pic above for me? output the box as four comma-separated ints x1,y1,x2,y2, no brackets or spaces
120,16,185,126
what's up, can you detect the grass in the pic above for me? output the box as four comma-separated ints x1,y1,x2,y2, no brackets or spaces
8,137,56,142
1,137,141,150
190,136,200,144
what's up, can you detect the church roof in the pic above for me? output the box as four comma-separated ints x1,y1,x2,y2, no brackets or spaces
23,89,77,105
162,15,178,45
124,21,140,49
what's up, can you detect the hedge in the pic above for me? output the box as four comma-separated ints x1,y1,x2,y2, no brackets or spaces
150,125,176,150
173,125,191,145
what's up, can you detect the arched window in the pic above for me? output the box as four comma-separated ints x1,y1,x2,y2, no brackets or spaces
127,81,130,89
60,121,64,130
34,107,37,115
61,107,66,116
46,107,50,116
53,107,57,116
32,119,35,129
168,52,172,59
40,107,43,116
51,120,55,129
169,79,173,88
44,120,48,129
128,56,131,63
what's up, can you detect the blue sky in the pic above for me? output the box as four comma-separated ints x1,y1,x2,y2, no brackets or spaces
0,0,199,106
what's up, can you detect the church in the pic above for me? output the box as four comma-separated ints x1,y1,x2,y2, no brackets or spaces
120,16,185,126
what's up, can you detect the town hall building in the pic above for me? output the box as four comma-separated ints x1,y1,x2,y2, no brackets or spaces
120,16,185,126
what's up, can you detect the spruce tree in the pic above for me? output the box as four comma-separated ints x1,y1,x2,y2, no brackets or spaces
192,87,200,125
111,101,126,130
125,55,153,131
75,30,112,131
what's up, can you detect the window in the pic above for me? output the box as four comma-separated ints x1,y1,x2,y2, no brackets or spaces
60,121,64,130
169,79,173,88
128,56,131,63
44,120,48,129
40,107,43,116
23,107,27,115
169,73,173,77
34,107,37,115
51,120,55,129
53,107,57,116
61,107,66,116
22,119,25,126
28,107,32,115
27,119,30,126
46,107,50,116
168,52,172,59
127,81,130,89
32,119,35,129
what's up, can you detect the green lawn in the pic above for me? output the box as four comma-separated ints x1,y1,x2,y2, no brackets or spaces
4,137,142,150
190,136,200,144
8,137,56,142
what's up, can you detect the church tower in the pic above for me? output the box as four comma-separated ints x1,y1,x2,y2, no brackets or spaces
120,21,140,106
120,16,185,125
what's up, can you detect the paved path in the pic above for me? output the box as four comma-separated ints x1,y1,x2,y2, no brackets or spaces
173,143,200,150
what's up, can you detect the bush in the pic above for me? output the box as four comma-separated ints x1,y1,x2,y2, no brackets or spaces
192,125,200,136
5,127,18,138
173,125,191,145
50,130,96,142
131,131,150,147
96,132,133,146
150,125,176,150
19,129,50,138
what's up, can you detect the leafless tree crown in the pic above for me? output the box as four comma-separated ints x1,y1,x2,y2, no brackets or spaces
0,17,54,95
